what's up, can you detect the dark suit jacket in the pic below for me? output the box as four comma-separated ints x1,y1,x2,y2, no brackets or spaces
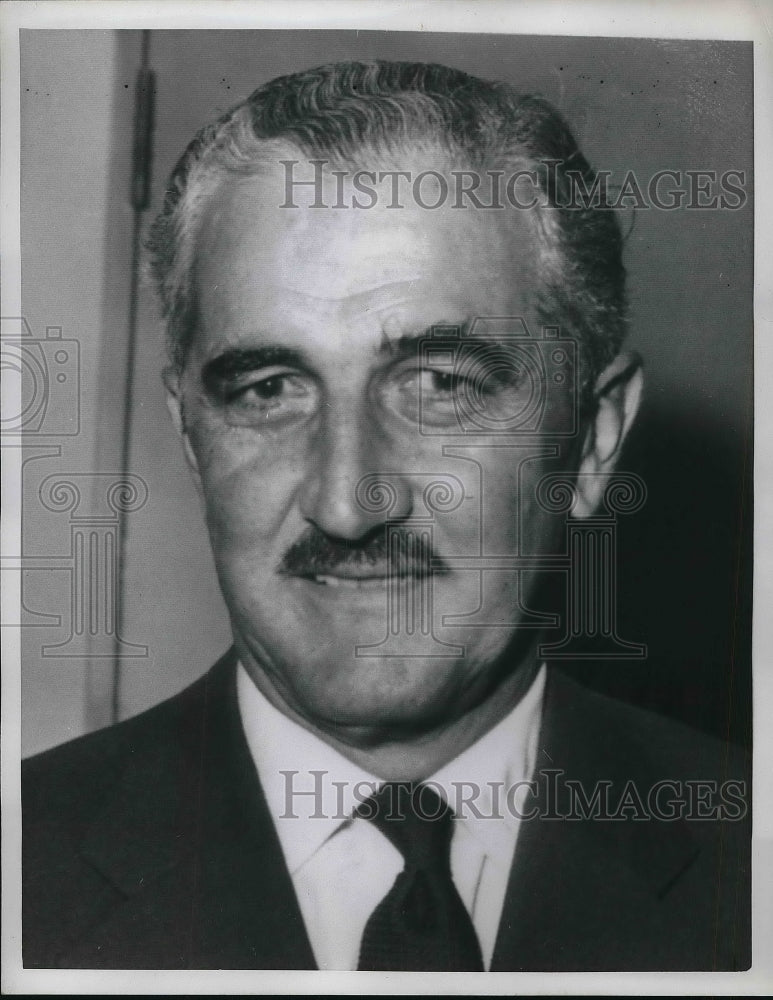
22,648,751,970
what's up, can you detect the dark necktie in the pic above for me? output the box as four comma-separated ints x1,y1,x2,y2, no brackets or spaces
355,782,484,971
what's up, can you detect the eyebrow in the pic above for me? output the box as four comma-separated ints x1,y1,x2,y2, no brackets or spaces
378,321,476,361
201,346,309,393
200,321,480,390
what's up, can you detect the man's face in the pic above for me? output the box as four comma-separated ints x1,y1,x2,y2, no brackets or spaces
170,160,587,737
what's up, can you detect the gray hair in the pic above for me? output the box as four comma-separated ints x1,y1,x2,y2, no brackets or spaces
147,60,627,381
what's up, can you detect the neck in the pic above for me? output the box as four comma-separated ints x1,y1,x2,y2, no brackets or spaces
237,640,543,781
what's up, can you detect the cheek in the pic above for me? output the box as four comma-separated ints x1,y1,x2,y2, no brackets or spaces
471,458,564,555
474,463,522,545
187,423,308,547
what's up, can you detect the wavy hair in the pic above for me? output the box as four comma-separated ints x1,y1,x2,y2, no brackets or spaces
147,60,627,381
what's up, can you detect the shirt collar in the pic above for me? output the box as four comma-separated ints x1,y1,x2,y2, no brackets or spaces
237,661,546,874
432,664,545,856
237,665,380,875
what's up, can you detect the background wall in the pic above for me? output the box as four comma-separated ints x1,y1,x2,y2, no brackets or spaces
19,30,752,756
19,31,119,754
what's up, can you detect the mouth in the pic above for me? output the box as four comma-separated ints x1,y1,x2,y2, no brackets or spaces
292,566,432,590
310,573,391,589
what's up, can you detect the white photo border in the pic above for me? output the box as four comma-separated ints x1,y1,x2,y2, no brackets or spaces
2,1,771,994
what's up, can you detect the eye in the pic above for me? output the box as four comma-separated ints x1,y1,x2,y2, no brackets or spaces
378,354,531,430
426,370,462,395
240,375,287,400
221,371,318,426
418,366,516,402
377,368,469,426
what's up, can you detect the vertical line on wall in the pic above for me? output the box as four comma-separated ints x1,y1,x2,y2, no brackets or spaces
111,30,155,724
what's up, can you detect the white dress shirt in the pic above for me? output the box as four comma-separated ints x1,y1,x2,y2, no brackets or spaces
236,661,546,970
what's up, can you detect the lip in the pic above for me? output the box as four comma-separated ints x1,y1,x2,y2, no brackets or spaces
310,573,390,589
286,574,390,605
289,570,433,592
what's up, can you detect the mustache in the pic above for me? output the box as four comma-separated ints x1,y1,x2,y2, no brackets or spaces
278,525,450,578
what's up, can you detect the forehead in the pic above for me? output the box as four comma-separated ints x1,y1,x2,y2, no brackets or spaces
192,162,542,355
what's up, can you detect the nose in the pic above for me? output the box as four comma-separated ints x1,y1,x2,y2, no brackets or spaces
298,401,412,540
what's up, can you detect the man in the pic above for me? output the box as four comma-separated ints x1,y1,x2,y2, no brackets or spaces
23,60,750,971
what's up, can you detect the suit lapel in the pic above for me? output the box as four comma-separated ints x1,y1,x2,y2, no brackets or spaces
77,650,316,969
69,657,713,970
491,668,701,971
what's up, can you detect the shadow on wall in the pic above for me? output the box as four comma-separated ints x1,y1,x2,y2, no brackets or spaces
555,394,752,749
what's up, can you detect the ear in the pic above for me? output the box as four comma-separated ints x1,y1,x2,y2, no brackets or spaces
573,351,643,518
163,365,202,489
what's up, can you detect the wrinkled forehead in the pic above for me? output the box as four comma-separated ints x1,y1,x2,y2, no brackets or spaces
194,153,542,309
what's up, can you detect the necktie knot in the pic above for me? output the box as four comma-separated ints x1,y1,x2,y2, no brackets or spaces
355,782,453,870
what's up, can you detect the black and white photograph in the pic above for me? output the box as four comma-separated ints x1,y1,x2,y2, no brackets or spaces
2,1,770,993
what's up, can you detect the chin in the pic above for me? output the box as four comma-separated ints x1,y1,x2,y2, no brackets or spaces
233,600,514,732
283,648,479,735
